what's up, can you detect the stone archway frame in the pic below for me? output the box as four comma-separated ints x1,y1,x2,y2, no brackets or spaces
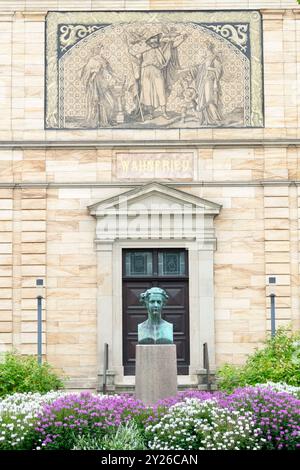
88,182,222,388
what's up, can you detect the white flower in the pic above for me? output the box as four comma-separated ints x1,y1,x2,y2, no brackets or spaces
256,382,300,398
147,397,263,451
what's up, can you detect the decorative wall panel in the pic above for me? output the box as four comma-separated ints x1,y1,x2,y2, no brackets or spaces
45,10,263,130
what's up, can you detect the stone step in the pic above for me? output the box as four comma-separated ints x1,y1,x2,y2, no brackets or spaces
101,383,217,394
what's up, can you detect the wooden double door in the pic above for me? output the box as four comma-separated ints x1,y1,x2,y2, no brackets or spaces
122,248,190,375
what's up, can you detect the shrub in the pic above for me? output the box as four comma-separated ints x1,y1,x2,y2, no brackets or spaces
0,351,63,397
219,386,300,450
146,398,264,450
0,391,67,450
72,421,146,450
34,392,150,450
217,328,300,392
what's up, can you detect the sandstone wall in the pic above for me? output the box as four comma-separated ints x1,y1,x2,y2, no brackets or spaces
0,0,299,382
1,146,300,377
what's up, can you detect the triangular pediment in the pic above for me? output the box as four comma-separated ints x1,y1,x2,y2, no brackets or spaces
88,182,221,215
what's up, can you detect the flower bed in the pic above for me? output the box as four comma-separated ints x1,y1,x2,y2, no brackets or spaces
256,381,300,399
0,391,67,450
33,393,151,450
147,398,264,450
218,386,300,450
0,384,299,450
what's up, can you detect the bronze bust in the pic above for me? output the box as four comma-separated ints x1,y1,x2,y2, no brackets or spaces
138,287,173,344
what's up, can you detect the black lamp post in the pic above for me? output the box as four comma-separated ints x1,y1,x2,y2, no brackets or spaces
268,276,276,338
36,279,44,365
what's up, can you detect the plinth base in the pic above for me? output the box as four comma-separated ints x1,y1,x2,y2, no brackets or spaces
135,344,177,405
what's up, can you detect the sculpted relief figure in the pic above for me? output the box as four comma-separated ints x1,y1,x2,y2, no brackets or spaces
47,11,264,129
138,287,173,344
190,41,224,125
80,45,116,127
128,30,187,121
79,33,225,128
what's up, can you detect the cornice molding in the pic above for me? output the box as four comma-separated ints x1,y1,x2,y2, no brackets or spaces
260,8,299,19
0,139,299,149
292,8,300,17
0,12,15,21
17,11,47,21
1,180,300,189
0,9,299,22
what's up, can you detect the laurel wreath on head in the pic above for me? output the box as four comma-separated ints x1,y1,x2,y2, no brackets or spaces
139,288,169,306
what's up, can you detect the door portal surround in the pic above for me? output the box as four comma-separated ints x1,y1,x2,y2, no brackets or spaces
88,182,221,387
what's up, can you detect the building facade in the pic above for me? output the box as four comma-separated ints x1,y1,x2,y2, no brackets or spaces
0,0,299,391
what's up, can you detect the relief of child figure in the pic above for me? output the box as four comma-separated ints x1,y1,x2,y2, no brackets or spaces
177,74,198,123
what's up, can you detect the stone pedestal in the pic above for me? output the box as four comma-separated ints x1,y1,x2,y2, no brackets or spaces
135,344,177,405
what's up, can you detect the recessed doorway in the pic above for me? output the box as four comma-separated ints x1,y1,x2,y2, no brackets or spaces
122,248,190,375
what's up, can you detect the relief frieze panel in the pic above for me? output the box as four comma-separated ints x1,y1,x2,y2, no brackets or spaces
45,10,263,130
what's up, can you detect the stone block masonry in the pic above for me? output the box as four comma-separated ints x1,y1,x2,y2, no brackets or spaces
0,1,299,390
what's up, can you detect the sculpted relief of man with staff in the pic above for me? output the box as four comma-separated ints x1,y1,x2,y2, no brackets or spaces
126,29,188,122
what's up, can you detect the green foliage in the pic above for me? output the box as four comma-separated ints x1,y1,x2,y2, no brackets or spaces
0,351,63,397
217,328,300,392
72,421,146,450
102,421,146,450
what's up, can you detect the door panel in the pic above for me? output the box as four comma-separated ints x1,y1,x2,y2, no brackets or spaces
122,281,150,375
122,250,190,376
